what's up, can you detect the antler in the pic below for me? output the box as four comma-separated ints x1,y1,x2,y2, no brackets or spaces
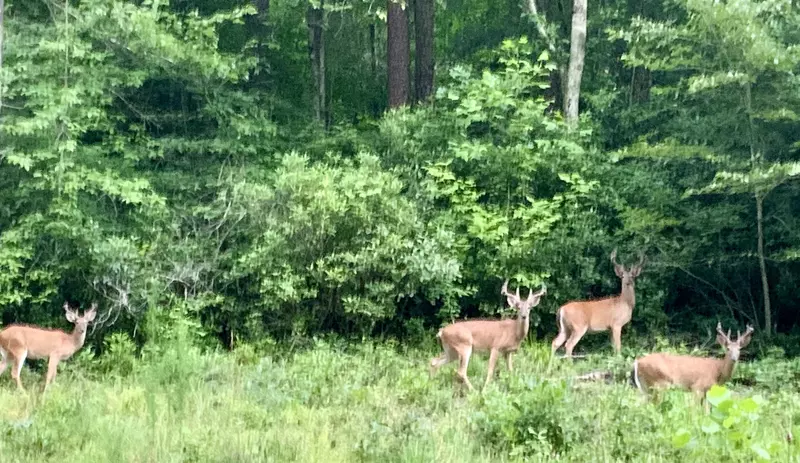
716,322,732,343
525,284,546,302
738,324,754,341
610,249,620,266
533,284,547,297
501,280,519,304
634,252,646,270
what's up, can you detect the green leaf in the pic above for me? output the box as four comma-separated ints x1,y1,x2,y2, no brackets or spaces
706,385,732,407
750,443,770,460
701,420,721,434
672,429,691,448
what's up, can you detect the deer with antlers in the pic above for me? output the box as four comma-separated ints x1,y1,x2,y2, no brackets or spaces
0,302,97,391
551,249,644,357
430,280,546,391
631,323,754,401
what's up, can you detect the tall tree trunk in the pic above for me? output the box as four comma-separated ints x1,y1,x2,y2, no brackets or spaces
247,0,270,81
387,0,409,108
307,1,326,125
756,193,771,336
745,82,771,336
525,0,564,114
629,67,651,106
413,0,435,103
564,0,586,125
0,0,4,114
369,23,380,117
253,0,270,40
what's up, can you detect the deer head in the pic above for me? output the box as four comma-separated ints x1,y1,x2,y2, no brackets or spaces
716,322,754,361
611,249,645,290
64,302,98,335
501,280,547,321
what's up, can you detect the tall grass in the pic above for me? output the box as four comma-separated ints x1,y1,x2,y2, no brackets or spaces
0,335,797,462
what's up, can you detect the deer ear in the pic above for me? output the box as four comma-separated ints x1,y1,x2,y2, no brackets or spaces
65,310,78,323
85,305,97,322
630,266,642,278
614,265,625,278
506,295,518,308
716,333,728,347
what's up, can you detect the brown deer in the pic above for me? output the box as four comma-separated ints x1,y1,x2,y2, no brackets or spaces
631,323,754,401
0,302,97,391
551,249,644,357
430,280,546,391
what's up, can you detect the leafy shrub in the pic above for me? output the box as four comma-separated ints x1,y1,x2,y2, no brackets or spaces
671,385,789,462
472,379,574,457
96,332,138,376
222,152,464,337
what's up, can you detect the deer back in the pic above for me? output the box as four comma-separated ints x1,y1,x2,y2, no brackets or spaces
637,353,729,392
439,318,523,352
0,325,83,360
560,295,632,331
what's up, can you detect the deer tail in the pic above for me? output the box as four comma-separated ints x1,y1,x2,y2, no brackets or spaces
557,308,566,335
630,359,643,392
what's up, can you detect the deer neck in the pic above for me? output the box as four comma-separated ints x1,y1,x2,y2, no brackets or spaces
514,315,530,343
619,284,636,311
717,353,737,384
69,326,87,353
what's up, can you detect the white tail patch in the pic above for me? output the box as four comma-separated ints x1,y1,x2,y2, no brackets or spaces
632,359,643,392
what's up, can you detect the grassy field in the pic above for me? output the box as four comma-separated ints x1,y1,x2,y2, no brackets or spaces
0,333,798,462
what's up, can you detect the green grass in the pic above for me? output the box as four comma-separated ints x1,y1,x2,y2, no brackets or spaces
0,337,798,462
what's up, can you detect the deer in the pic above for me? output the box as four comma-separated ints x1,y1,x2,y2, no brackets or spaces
0,302,97,392
429,280,546,391
551,249,644,357
631,323,754,405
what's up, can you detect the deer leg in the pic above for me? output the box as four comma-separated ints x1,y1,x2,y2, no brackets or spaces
430,345,455,377
611,326,622,355
505,352,513,373
0,348,8,377
551,330,568,356
456,346,474,392
11,350,27,392
44,356,60,391
551,313,568,355
564,326,588,358
483,349,499,389
692,386,710,412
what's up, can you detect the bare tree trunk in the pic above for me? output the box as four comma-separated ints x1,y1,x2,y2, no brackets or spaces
525,0,564,114
370,23,377,83
247,0,271,82
387,0,409,108
745,82,771,336
414,0,435,103
0,0,4,114
254,0,270,35
756,193,771,336
369,23,380,117
564,0,586,125
307,1,326,125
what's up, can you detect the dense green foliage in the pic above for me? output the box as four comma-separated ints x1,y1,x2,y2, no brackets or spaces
3,0,797,347
2,0,800,344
